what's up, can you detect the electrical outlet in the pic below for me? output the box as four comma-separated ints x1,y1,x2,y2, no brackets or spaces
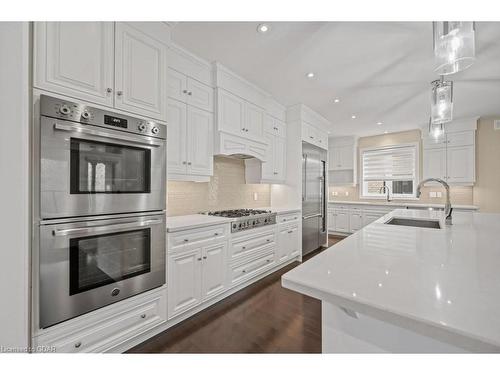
436,192,442,198
429,192,437,198
253,192,258,201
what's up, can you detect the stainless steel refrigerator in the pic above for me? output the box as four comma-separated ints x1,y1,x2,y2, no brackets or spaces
302,141,327,256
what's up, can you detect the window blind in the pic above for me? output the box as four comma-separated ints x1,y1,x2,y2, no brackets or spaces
362,145,416,181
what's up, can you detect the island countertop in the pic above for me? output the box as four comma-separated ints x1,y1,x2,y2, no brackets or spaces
282,209,500,351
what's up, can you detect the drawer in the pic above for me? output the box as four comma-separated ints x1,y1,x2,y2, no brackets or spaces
34,290,166,353
277,212,300,224
229,249,275,286
230,231,275,261
168,224,228,252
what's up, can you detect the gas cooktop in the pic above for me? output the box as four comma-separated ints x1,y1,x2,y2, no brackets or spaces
204,209,276,232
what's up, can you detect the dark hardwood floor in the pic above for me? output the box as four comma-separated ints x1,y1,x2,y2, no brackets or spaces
128,235,345,353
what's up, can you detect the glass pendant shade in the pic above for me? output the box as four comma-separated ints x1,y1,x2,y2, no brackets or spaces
429,118,444,139
431,79,453,124
433,21,475,75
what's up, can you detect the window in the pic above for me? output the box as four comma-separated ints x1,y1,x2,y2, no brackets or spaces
361,144,418,199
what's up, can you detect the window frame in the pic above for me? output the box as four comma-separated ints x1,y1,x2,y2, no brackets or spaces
360,142,420,200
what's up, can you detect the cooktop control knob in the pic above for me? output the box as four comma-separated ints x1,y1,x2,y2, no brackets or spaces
59,104,70,115
81,109,91,120
138,122,146,132
151,126,159,135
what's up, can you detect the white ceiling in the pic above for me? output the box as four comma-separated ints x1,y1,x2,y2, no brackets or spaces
171,22,500,137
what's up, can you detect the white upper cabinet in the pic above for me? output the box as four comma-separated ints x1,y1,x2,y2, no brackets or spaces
114,23,167,120
186,106,214,176
167,99,213,181
217,89,246,136
35,22,170,121
287,104,330,151
421,120,477,185
244,101,264,139
167,68,213,112
34,22,115,106
166,99,188,175
330,144,354,170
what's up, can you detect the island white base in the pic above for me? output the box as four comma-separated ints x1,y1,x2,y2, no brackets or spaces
322,302,467,353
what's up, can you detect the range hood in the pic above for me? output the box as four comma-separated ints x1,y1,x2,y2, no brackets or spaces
214,131,268,162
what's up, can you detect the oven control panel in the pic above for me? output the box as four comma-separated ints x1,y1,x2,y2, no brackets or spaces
40,94,166,140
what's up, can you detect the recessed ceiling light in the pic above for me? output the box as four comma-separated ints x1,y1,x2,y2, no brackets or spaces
377,122,383,125
257,23,269,33
334,98,340,103
306,72,315,78
351,115,356,119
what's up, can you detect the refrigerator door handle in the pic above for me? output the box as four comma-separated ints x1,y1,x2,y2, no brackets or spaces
302,213,322,220
302,153,307,201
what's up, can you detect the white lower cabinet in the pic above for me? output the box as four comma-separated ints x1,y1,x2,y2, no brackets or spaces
277,223,300,263
333,209,349,233
168,240,227,318
349,211,363,233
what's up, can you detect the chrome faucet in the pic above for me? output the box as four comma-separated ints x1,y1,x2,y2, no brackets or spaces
379,185,391,202
416,178,453,225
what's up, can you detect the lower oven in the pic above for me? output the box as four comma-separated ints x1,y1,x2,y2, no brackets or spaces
39,213,166,328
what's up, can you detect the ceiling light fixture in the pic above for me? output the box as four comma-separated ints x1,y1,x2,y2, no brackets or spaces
430,77,453,124
384,131,388,134
333,98,340,103
433,21,475,75
257,23,269,33
377,122,383,125
429,117,444,139
351,115,356,119
306,72,315,78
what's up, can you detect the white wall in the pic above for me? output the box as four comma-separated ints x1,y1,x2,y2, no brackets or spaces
0,22,30,348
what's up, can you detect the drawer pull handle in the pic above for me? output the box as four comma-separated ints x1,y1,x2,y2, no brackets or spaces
266,259,271,263
288,230,293,234
242,246,246,250
140,314,146,319
203,256,207,259
197,258,202,261
214,233,219,236
74,342,82,348
242,270,246,273
266,239,271,242
184,239,189,242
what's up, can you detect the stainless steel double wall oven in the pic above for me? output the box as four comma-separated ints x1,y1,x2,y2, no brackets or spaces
36,95,167,328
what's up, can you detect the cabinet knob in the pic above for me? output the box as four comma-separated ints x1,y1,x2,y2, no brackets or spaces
203,256,207,259
74,342,82,348
116,90,123,96
214,233,219,236
184,239,189,242
182,90,188,94
140,313,146,319
182,161,187,165
242,270,246,273
274,172,278,175
242,246,246,250
106,88,113,94
187,162,192,165
288,230,293,234
266,259,271,263
266,239,271,242
197,257,202,261
188,91,193,96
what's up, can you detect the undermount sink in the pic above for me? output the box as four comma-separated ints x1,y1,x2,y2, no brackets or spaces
384,217,442,229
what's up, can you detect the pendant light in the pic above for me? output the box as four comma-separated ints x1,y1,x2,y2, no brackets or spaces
433,21,475,75
430,77,453,124
429,117,444,139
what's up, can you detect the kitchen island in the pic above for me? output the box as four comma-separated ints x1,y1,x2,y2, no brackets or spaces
282,209,500,353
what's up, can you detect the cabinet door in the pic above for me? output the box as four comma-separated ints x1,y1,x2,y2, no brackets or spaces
363,213,381,227
186,106,214,176
349,212,363,233
447,146,475,184
423,147,447,181
187,78,214,112
166,99,188,176
277,226,290,262
261,133,275,180
35,22,114,106
338,145,354,169
168,249,202,318
201,243,227,301
274,136,286,181
287,225,300,258
167,68,187,103
217,89,245,135
245,102,264,138
334,210,349,232
327,210,335,231
115,23,167,120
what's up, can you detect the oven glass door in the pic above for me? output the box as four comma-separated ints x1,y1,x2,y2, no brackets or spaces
70,138,151,194
69,228,151,295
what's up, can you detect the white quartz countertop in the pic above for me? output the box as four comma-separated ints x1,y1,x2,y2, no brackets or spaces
166,214,232,232
328,200,478,210
282,209,500,351
259,206,302,215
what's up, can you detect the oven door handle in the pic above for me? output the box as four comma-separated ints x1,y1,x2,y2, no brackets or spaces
53,123,164,147
52,219,162,237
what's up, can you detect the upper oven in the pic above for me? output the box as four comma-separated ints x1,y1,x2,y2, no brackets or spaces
38,95,166,219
